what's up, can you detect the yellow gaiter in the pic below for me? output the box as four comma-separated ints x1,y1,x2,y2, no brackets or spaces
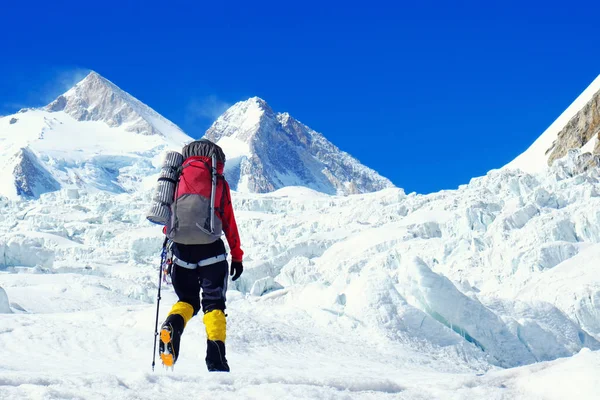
203,310,226,342
168,301,195,327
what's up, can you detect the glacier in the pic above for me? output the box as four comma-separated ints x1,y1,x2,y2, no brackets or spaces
1,151,600,398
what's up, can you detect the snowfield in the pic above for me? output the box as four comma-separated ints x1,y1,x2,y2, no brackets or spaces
2,149,600,399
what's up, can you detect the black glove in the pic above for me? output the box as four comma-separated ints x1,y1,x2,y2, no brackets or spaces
230,261,243,281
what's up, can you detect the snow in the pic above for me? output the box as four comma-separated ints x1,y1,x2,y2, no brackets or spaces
0,109,191,199
509,349,600,400
517,243,600,338
2,74,600,399
581,134,598,154
505,74,600,173
206,97,267,142
0,286,11,313
217,136,252,185
2,154,600,398
217,136,252,160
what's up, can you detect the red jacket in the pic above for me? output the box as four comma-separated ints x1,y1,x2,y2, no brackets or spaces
218,178,244,262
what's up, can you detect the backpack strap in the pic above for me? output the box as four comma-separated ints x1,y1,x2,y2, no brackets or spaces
209,154,217,233
215,175,227,218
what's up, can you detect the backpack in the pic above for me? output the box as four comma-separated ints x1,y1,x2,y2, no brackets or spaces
166,139,228,245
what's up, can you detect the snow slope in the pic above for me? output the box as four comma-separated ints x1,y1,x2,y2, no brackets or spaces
517,243,600,339
506,74,600,173
2,149,600,398
1,271,598,400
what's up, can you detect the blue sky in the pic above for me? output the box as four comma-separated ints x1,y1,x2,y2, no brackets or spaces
1,1,598,194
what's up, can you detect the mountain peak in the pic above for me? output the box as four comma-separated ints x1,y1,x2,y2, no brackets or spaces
45,71,188,139
84,70,101,80
79,70,102,82
52,71,118,104
245,96,271,109
204,97,394,195
232,97,276,117
234,96,275,119
205,97,278,143
72,71,111,90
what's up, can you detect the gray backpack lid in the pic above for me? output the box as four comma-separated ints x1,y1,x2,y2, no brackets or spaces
182,139,226,163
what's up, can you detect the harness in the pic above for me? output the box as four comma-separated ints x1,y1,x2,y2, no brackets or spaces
172,253,228,269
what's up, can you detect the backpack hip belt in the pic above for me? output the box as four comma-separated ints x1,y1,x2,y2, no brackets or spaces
172,254,227,269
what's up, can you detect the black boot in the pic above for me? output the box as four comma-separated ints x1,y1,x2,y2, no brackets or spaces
206,340,230,372
159,314,184,367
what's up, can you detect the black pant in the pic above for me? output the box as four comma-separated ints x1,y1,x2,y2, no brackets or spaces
171,261,228,315
171,241,229,315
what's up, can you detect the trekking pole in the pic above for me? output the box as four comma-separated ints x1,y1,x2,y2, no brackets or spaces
152,236,169,371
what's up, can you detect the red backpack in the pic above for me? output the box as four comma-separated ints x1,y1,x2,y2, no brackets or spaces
166,140,228,245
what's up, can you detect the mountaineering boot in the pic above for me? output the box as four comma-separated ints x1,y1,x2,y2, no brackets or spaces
203,309,229,371
159,314,184,367
206,340,230,372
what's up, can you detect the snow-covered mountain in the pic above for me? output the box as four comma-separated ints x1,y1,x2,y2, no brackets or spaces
0,72,191,199
0,73,392,199
205,97,394,195
2,71,600,399
46,71,187,139
506,74,600,173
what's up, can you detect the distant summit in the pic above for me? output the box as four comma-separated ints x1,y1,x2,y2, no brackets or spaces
204,97,394,195
1,74,394,198
0,72,191,199
46,71,189,141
